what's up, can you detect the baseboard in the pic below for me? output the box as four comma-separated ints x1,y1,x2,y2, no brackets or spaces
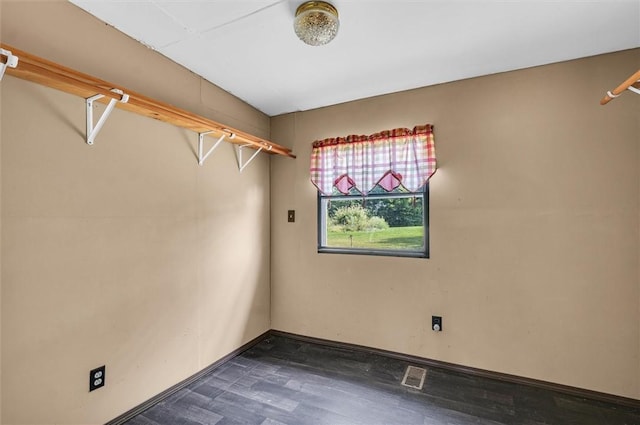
105,330,271,425
270,329,640,409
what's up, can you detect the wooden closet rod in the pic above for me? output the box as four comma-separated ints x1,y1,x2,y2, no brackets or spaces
600,69,640,105
0,44,295,158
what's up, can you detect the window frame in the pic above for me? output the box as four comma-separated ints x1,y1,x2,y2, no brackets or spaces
317,185,429,259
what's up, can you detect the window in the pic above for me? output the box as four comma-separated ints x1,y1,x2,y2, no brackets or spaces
310,124,436,258
318,184,429,258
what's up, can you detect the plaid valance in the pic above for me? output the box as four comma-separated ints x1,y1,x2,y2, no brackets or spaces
310,124,436,195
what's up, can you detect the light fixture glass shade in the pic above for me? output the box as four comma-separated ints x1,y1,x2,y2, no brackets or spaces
294,1,339,46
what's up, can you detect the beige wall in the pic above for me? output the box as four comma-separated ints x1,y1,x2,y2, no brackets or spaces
270,49,640,399
1,1,272,424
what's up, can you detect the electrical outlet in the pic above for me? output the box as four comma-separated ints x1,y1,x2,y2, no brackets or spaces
287,210,295,222
432,316,442,332
89,365,105,392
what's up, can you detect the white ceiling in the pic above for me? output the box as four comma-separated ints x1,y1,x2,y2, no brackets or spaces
70,0,640,117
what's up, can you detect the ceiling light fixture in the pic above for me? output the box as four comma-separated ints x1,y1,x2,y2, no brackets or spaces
294,1,339,46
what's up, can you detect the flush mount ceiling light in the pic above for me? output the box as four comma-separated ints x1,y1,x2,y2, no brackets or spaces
294,1,339,46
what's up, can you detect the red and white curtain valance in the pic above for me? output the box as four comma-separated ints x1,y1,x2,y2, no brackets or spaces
310,124,436,195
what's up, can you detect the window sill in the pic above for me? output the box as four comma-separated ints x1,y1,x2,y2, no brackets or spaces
318,247,428,259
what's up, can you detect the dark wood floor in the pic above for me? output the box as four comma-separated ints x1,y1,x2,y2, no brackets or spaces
124,334,640,425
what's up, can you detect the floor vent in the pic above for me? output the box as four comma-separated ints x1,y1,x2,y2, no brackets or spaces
401,365,427,390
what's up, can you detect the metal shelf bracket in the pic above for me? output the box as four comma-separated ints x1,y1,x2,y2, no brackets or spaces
627,84,640,96
198,131,226,166
86,88,129,145
0,48,18,81
237,143,272,173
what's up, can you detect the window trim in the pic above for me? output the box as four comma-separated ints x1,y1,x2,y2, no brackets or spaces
317,186,429,259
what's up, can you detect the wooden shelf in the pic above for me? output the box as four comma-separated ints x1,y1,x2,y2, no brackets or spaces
0,43,295,159
600,69,640,105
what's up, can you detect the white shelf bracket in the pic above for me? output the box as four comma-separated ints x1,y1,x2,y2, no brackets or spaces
86,88,129,145
0,48,18,81
627,83,640,96
198,132,226,166
236,144,267,173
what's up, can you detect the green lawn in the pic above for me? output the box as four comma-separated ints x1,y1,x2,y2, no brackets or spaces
327,226,423,250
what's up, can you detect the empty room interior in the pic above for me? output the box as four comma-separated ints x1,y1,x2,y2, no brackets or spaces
1,1,640,424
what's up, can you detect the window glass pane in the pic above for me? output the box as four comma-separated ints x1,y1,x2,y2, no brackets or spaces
319,191,426,256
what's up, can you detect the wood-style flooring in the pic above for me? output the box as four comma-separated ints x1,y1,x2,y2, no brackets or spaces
123,334,640,425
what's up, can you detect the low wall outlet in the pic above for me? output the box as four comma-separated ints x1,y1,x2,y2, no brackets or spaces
89,365,105,392
287,210,295,222
432,316,442,332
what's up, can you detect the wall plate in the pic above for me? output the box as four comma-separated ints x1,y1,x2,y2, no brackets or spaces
90,365,105,392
